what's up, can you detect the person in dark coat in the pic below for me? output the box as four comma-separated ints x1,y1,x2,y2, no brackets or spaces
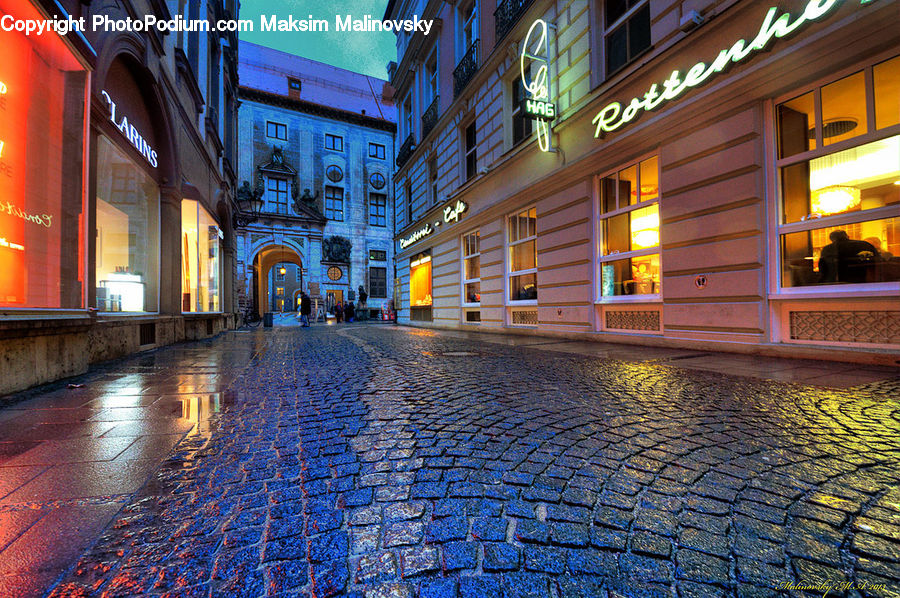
345,301,355,323
334,301,343,323
818,230,879,283
299,292,311,327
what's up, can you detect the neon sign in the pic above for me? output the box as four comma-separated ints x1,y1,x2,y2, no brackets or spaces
101,90,158,167
520,20,552,152
592,0,844,137
522,99,556,121
443,200,467,223
400,223,433,249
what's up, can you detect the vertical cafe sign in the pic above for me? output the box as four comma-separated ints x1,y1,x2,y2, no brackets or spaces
0,37,29,304
520,19,555,152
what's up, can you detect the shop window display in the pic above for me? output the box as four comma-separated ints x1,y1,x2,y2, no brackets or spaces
777,55,900,288
0,5,87,309
598,155,660,297
96,137,159,312
181,199,221,313
410,252,432,307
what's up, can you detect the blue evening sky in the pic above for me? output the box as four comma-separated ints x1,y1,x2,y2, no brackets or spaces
238,0,397,80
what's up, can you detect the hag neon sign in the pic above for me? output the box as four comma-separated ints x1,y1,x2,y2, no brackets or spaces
101,90,158,167
592,0,844,137
520,19,552,152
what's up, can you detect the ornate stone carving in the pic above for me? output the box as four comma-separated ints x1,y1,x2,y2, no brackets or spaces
323,236,351,263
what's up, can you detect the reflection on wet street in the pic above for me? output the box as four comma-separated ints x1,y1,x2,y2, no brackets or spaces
1,324,899,597
0,333,259,597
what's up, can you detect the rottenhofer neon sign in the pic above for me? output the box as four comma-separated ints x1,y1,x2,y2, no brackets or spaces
592,0,845,137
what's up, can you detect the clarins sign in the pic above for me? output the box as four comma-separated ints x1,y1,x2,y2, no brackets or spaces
399,199,468,249
592,0,847,138
101,90,158,167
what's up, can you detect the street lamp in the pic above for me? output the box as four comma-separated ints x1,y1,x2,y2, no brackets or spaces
233,180,264,228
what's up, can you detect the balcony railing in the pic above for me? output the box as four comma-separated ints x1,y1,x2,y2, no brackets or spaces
421,96,440,139
453,40,479,98
494,0,535,44
396,133,416,169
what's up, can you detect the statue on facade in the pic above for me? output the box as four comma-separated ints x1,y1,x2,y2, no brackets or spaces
323,235,352,263
357,285,369,321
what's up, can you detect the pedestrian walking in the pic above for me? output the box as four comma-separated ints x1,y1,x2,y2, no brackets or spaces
345,301,355,323
334,301,343,323
299,292,311,327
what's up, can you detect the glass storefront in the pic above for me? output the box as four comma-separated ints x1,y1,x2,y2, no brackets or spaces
95,136,159,312
598,156,661,297
777,56,900,289
410,252,432,307
0,3,87,308
181,199,222,312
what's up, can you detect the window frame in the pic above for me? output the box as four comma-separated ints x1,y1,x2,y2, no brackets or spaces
463,120,477,182
600,0,652,80
369,266,388,299
461,230,481,307
506,206,538,305
594,153,662,303
510,71,534,148
457,0,478,60
266,121,287,141
369,193,387,227
267,177,289,215
428,156,439,206
325,133,344,152
771,53,900,298
369,142,386,159
325,185,344,221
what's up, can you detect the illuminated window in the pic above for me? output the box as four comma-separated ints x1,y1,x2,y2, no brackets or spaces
369,193,387,227
462,231,481,305
603,0,650,76
96,137,160,312
266,121,287,141
267,177,288,214
410,251,432,307
325,134,343,152
597,155,660,298
276,287,284,296
776,55,900,288
507,207,537,302
1,16,88,309
369,266,387,298
181,199,221,313
325,186,344,221
369,143,385,159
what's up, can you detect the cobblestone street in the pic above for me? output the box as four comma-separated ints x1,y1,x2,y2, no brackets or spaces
3,325,900,597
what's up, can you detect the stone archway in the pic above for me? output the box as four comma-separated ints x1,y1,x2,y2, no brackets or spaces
253,243,303,314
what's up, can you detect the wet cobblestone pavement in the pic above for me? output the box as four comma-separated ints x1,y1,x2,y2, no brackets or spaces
16,326,900,596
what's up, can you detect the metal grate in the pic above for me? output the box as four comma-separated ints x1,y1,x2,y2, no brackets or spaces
465,311,481,323
494,0,535,44
511,310,537,326
139,323,156,346
422,95,440,138
453,40,479,97
605,310,661,331
790,311,900,344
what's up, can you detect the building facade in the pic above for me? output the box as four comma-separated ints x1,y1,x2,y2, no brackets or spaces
0,0,240,395
236,42,396,319
387,0,899,362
